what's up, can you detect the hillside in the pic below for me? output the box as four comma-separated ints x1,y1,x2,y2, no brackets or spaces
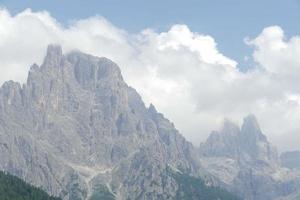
0,44,230,199
0,171,61,200
166,167,241,200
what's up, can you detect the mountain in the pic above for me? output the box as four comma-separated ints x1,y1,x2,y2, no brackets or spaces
0,171,61,200
3,44,300,200
200,115,278,166
0,45,239,200
281,151,300,169
199,115,300,200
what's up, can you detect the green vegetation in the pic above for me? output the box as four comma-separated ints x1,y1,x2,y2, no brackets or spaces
167,168,241,200
89,184,115,200
0,171,61,200
0,169,240,200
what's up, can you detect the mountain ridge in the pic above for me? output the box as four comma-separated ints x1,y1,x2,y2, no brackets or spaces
1,44,300,200
0,171,61,200
0,44,203,200
199,115,300,200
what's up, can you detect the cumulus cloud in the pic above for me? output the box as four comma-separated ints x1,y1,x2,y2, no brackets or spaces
0,8,300,151
246,26,300,150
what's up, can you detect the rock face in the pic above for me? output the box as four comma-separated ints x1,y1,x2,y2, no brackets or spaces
200,115,278,166
2,44,300,200
281,151,300,170
199,115,300,200
0,45,200,200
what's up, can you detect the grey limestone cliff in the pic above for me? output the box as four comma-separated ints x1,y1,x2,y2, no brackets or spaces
0,45,200,200
3,44,299,200
281,151,300,170
199,115,300,200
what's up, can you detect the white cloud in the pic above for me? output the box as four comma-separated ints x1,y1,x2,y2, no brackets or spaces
246,26,299,77
245,26,300,151
0,8,300,151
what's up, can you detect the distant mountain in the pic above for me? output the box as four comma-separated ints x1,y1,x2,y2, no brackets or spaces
0,171,60,200
200,115,279,166
281,151,300,169
0,45,237,200
199,115,300,200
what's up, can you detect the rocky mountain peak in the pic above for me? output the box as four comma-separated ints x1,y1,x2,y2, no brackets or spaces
148,103,157,115
199,119,240,158
200,115,279,166
1,44,300,200
43,44,63,68
241,114,267,143
222,119,240,137
66,50,124,90
198,116,292,200
280,150,300,169
0,44,199,200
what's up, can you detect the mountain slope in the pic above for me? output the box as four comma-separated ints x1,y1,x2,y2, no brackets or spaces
166,167,240,200
0,45,238,200
281,151,300,169
0,171,61,200
199,115,300,200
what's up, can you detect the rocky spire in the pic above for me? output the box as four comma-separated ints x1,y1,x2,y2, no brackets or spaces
241,114,267,143
200,114,279,165
42,44,63,69
148,103,157,115
0,44,199,200
199,119,241,158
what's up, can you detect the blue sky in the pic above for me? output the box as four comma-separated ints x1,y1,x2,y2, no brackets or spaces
1,0,300,69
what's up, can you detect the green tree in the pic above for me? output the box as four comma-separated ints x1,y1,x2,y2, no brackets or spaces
0,171,61,200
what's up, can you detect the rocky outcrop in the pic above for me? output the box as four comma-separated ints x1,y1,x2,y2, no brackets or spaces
281,151,300,170
0,45,200,200
199,115,300,200
200,115,278,166
2,44,300,200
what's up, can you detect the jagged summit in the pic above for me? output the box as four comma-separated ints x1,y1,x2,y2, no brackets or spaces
148,103,158,114
241,114,267,142
200,115,278,164
281,150,300,169
42,44,123,80
222,119,240,136
0,44,199,200
42,44,63,68
47,44,62,55
198,115,300,200
1,44,300,200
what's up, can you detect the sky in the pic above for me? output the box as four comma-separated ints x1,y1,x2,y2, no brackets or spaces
0,1,300,151
2,0,300,69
